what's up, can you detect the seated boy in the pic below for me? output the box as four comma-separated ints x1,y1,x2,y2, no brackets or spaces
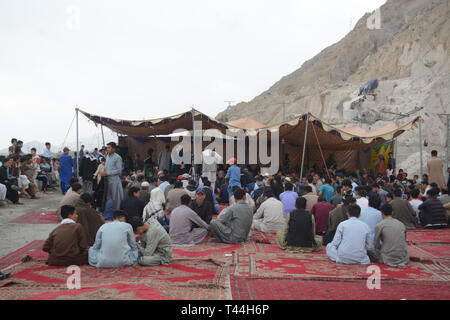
88,210,139,268
129,216,173,266
42,205,89,266
276,197,322,252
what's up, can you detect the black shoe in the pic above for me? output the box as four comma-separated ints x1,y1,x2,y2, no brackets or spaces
0,271,11,280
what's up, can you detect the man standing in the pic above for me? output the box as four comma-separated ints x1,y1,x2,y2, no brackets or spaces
387,152,396,177
202,147,222,190
368,204,409,267
226,158,241,202
326,205,372,265
8,138,17,155
43,142,54,161
101,142,123,211
59,147,74,195
427,150,445,189
158,145,172,173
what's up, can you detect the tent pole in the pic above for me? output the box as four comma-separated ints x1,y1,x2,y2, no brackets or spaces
76,107,80,180
419,116,423,177
310,114,331,180
101,124,105,147
191,107,196,182
300,113,309,179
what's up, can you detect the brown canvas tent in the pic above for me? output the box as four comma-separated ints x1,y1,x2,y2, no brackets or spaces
78,108,420,173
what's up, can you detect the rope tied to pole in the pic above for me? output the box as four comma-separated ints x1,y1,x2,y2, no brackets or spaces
309,114,331,180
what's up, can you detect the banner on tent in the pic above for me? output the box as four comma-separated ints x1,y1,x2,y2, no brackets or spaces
370,140,394,169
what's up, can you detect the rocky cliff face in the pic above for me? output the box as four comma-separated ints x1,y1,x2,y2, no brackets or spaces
216,0,450,174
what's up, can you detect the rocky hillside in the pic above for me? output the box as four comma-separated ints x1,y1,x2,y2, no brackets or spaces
216,0,450,174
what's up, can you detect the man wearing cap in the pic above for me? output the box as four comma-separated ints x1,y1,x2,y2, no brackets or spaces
226,158,241,202
139,181,151,206
59,147,74,195
101,142,124,211
191,188,214,224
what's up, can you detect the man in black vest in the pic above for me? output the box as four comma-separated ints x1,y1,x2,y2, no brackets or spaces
275,197,323,252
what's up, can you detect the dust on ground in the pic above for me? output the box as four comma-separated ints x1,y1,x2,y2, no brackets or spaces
0,191,63,258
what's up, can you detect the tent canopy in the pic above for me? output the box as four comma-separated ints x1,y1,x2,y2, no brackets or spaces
78,108,419,151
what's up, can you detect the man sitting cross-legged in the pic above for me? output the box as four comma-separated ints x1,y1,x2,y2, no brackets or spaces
252,188,285,233
276,197,323,252
326,204,372,265
42,205,89,266
129,216,173,266
209,188,253,244
322,195,355,246
169,194,209,246
88,210,139,268
75,193,105,246
190,188,214,224
367,204,409,267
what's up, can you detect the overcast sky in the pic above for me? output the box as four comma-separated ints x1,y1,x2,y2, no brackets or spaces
0,0,386,150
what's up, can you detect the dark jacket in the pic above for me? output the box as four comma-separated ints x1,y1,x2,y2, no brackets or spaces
191,199,214,224
418,197,448,228
120,196,145,221
286,209,316,248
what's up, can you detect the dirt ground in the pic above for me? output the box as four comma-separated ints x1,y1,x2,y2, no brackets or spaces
0,191,63,258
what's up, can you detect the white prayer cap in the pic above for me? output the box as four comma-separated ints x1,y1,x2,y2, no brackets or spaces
141,181,150,188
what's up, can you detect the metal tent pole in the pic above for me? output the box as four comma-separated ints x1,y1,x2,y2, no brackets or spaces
419,116,423,177
300,113,309,179
191,107,196,182
76,107,80,180
101,124,106,147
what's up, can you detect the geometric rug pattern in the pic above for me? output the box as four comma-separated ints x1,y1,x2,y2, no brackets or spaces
1,223,449,300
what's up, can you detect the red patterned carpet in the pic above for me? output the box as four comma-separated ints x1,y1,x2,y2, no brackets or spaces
1,223,449,300
0,240,47,271
407,228,450,244
9,210,58,224
230,276,450,300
